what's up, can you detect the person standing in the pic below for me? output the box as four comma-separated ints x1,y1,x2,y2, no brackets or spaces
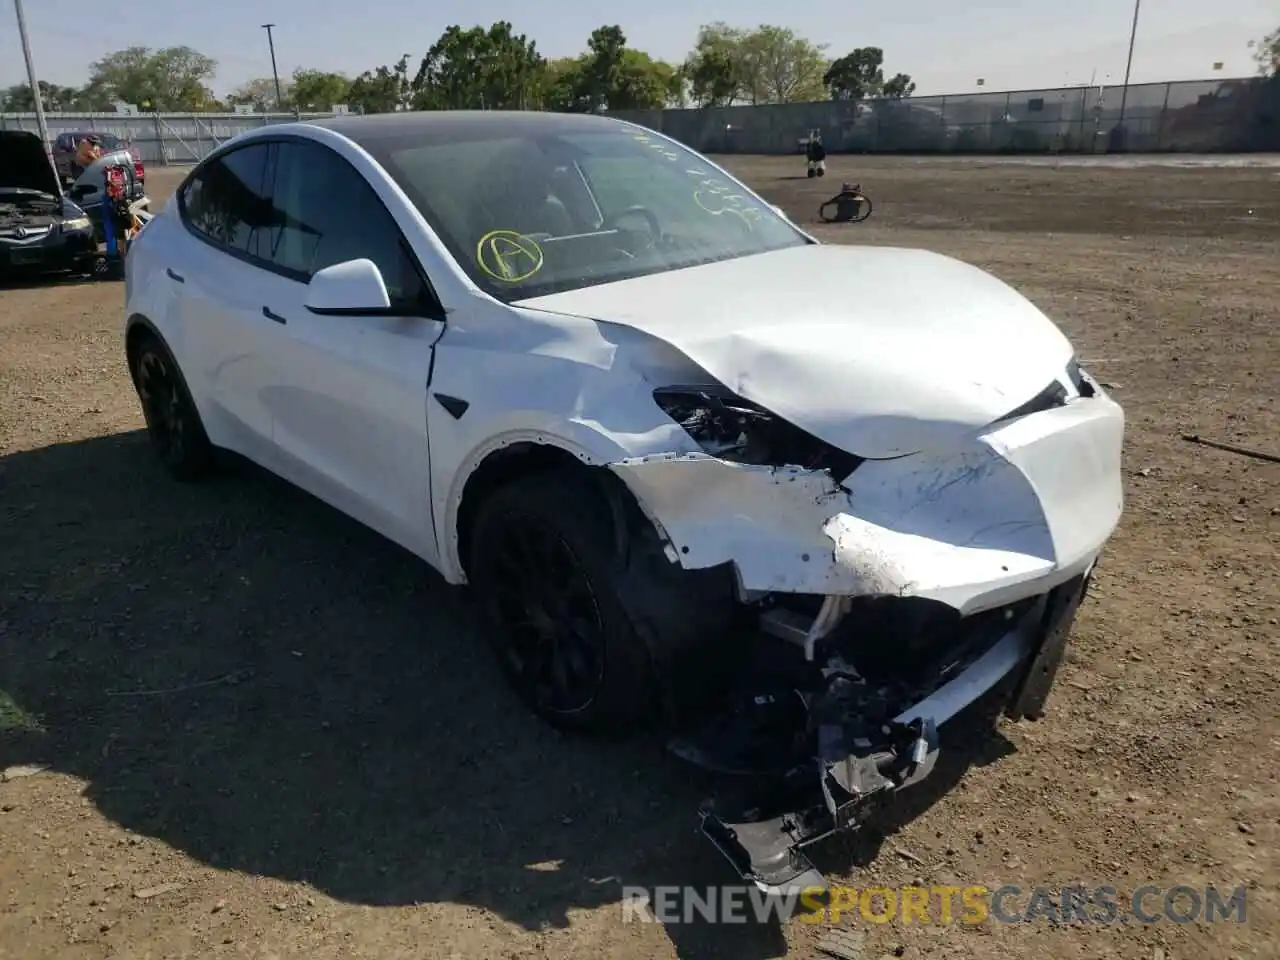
806,131,827,178
72,135,103,179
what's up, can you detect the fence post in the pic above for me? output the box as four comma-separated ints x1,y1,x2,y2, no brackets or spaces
194,113,205,160
1077,87,1087,152
1156,81,1171,150
152,112,167,165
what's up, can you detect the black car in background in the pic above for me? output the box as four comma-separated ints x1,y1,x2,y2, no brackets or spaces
0,131,97,278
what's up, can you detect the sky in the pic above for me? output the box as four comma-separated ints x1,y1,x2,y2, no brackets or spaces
3,0,1275,98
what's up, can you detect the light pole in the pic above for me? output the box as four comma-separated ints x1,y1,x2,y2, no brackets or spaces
12,0,56,177
1116,0,1141,131
261,23,283,111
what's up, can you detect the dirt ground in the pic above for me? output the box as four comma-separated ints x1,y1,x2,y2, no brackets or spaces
1,154,1277,960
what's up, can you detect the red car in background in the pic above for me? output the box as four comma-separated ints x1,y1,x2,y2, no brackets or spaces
51,131,145,188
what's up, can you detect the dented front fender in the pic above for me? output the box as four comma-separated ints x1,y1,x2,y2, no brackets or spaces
608,397,1124,614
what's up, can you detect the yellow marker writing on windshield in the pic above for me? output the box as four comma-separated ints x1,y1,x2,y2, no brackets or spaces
475,230,544,283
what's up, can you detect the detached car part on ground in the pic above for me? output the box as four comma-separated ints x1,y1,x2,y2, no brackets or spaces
0,131,97,277
120,112,1125,895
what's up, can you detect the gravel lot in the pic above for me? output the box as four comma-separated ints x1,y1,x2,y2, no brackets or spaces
1,154,1277,960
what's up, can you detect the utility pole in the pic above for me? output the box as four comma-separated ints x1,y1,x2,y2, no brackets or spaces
261,23,283,111
13,0,56,178
1116,0,1142,129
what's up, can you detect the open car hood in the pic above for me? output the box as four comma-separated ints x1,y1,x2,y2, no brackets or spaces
0,130,60,198
519,244,1076,458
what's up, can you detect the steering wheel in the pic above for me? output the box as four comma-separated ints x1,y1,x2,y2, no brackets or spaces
604,205,662,242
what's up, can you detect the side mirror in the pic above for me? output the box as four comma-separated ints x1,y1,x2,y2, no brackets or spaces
305,258,391,315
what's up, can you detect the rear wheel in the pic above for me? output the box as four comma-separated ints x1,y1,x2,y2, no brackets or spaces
129,333,214,481
467,470,735,735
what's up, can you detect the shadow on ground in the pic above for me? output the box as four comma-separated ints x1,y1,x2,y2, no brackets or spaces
0,431,1015,958
0,271,110,292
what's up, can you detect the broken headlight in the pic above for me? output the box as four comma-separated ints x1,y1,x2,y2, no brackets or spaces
1066,358,1099,398
653,386,863,479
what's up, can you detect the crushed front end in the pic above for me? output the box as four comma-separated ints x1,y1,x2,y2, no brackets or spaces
608,367,1123,892
670,575,1089,894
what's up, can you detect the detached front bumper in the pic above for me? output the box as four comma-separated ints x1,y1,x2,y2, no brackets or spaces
685,573,1089,895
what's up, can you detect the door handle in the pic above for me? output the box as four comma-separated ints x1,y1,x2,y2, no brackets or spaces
166,267,184,283
262,306,287,325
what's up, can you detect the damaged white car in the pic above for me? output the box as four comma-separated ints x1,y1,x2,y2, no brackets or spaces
122,111,1124,894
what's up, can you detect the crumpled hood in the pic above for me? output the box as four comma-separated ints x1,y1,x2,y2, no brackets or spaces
519,244,1076,458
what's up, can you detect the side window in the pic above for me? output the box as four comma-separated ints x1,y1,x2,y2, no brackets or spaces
268,140,432,312
179,145,273,260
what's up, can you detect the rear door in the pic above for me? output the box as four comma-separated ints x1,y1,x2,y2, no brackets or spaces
167,142,284,465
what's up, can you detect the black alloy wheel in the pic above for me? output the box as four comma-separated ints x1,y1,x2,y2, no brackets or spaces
477,513,607,717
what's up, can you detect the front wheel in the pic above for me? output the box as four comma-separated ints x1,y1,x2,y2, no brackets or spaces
467,470,735,735
129,333,214,481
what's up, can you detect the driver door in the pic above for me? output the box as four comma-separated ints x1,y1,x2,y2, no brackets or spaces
252,139,446,564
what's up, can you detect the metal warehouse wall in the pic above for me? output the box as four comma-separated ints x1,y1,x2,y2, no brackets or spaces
3,76,1275,162
613,77,1279,155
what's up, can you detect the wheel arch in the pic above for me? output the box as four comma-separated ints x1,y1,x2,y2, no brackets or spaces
124,313,209,428
450,438,649,585
124,312,163,384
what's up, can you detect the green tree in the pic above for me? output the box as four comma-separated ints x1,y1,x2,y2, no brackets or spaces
684,23,750,106
553,26,683,111
82,46,218,110
227,77,290,111
412,22,544,110
0,81,86,111
291,69,351,110
542,56,591,111
612,50,684,108
823,47,885,100
580,25,626,110
738,25,827,103
1254,26,1279,76
881,72,916,98
347,55,412,113
684,23,827,105
823,47,913,100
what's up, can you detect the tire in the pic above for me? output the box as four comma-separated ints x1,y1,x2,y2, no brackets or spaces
129,332,214,481
806,168,816,179
467,469,736,735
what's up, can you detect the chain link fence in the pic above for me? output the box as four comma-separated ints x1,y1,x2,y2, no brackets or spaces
3,76,1275,162
613,77,1279,155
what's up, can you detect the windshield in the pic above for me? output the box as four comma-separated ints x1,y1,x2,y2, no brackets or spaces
377,125,808,301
